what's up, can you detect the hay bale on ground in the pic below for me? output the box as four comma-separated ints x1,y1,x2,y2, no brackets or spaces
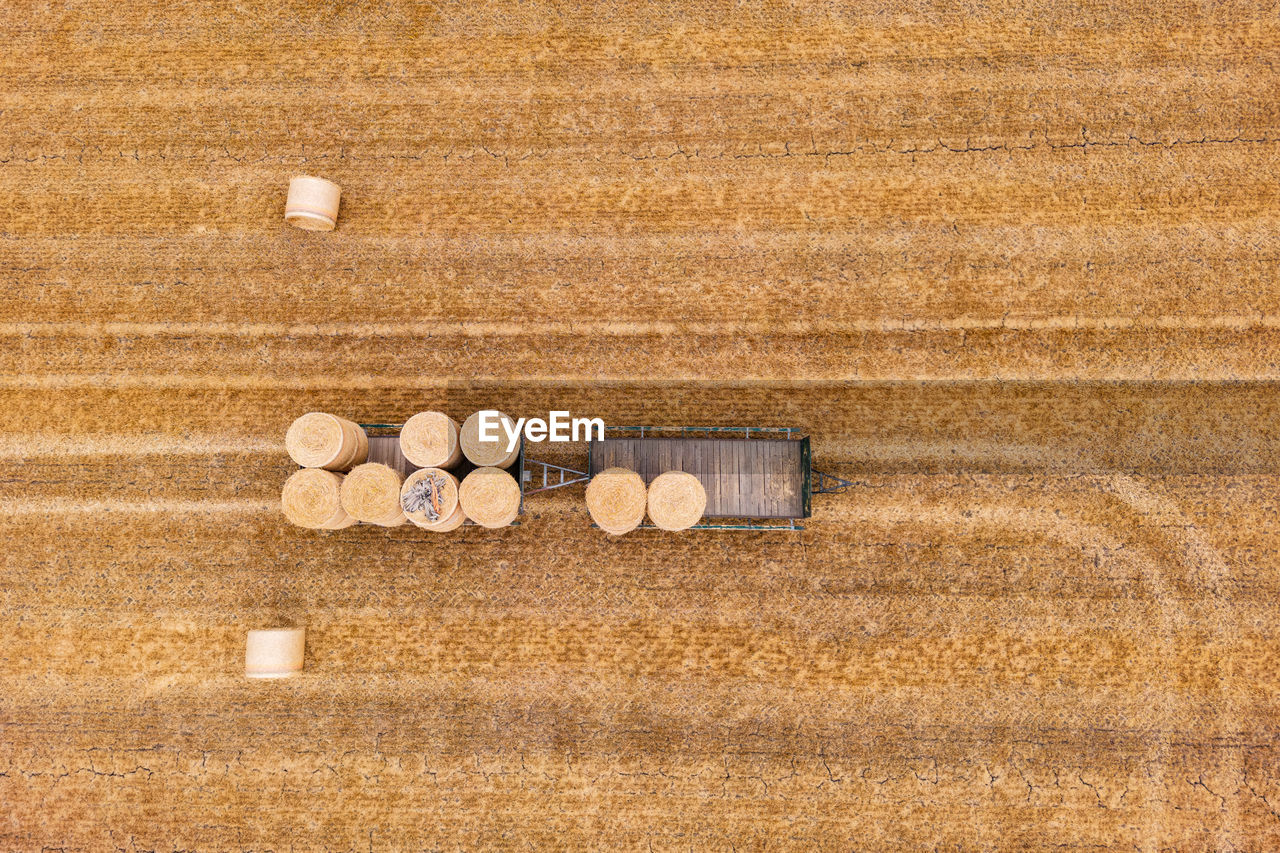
284,175,341,231
400,467,461,531
399,411,462,469
585,467,647,535
245,627,306,678
647,470,707,531
458,467,522,528
286,412,368,470
281,468,355,530
459,410,520,468
340,463,407,526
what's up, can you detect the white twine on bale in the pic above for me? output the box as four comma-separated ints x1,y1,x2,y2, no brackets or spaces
400,468,461,532
403,476,446,521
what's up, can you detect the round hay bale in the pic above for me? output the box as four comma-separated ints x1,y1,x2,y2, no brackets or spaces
281,469,355,530
399,411,462,469
458,467,522,529
647,471,707,531
284,175,341,231
340,421,369,469
340,463,407,526
459,410,520,468
286,412,368,470
596,518,640,536
400,467,460,530
245,627,306,678
585,467,647,535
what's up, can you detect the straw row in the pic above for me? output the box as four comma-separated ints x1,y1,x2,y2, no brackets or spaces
289,461,522,532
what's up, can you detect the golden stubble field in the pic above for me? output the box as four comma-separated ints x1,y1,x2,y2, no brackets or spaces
3,0,1280,849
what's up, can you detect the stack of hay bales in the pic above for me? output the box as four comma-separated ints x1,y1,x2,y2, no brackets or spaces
282,413,369,530
286,409,525,532
460,410,521,469
448,410,523,530
458,466,522,529
585,467,647,535
399,411,462,469
646,471,707,531
339,463,407,527
401,468,464,532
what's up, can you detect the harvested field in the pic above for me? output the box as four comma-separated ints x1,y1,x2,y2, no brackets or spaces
3,0,1280,849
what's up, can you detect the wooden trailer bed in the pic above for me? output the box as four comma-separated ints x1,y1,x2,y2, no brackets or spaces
588,437,807,519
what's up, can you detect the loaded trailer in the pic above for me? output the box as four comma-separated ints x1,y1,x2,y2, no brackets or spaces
342,422,850,531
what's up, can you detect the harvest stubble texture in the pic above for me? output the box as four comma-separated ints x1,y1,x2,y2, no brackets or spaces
2,0,1280,849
